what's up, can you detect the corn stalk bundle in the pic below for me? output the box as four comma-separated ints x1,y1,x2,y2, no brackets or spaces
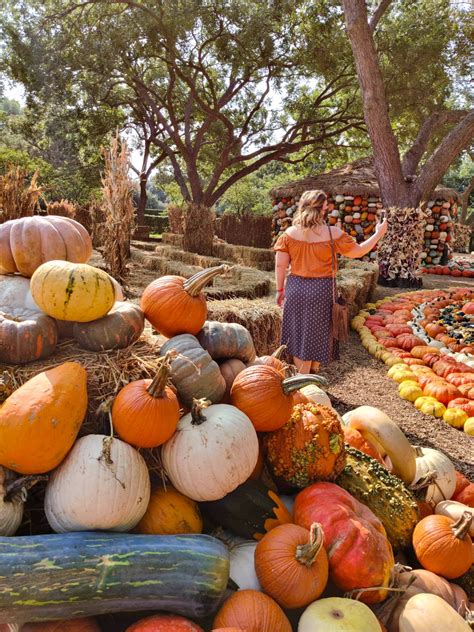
0,167,42,221
45,199,77,218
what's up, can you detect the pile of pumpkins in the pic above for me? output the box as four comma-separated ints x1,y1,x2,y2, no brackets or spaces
0,215,473,631
352,287,474,435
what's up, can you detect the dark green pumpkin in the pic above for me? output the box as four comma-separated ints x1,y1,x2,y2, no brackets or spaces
73,301,145,351
336,446,420,550
197,321,256,363
200,479,292,541
0,531,229,624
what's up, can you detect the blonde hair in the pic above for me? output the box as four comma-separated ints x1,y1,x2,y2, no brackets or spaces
293,190,327,229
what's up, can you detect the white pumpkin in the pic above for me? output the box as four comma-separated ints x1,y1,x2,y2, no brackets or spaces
298,597,382,632
435,500,474,537
299,384,332,408
411,447,456,507
0,275,37,311
0,467,24,536
161,401,259,502
44,434,150,533
229,540,261,591
398,593,471,632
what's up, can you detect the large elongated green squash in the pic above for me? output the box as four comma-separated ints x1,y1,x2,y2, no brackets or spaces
336,446,420,550
0,532,229,624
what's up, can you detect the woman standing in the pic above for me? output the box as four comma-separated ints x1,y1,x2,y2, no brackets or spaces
274,190,387,374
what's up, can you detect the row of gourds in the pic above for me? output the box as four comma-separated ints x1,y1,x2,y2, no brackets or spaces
420,259,474,278
352,287,474,434
0,215,472,630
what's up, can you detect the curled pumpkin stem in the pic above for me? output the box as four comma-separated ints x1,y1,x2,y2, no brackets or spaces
183,264,231,297
452,511,473,539
295,522,324,568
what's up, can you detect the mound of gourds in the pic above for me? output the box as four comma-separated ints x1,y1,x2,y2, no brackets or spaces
352,287,474,435
0,215,148,363
0,255,473,631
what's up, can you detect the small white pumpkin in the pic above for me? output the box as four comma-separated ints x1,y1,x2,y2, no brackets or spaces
44,434,150,533
411,447,456,507
299,384,332,408
161,401,259,502
0,275,37,311
229,539,261,591
435,500,474,537
0,467,24,536
298,597,382,632
398,593,471,632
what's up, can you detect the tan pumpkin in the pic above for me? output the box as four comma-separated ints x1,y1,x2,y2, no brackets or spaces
398,593,471,632
0,307,57,364
136,485,202,535
30,260,115,322
0,215,92,277
72,301,144,351
0,362,87,474
219,359,247,403
44,434,151,533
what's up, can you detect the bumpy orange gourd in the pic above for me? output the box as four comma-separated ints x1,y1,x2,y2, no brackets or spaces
22,617,100,631
112,353,180,448
412,513,473,579
263,403,345,488
230,366,326,431
0,362,87,474
293,482,394,603
136,485,203,535
140,265,229,338
213,590,292,632
255,522,329,609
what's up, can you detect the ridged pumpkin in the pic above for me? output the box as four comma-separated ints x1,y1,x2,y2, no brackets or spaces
336,447,420,550
219,359,246,403
0,362,87,474
72,301,144,351
293,482,394,603
112,352,180,448
125,615,204,631
197,321,256,363
0,215,92,277
230,367,328,431
0,308,57,364
254,523,328,608
136,485,202,535
263,403,346,489
423,380,461,405
247,345,286,372
213,590,292,632
22,619,101,631
140,265,229,338
30,261,115,322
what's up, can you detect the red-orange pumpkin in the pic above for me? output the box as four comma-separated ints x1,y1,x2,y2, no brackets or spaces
425,323,446,337
462,302,474,315
423,380,461,405
125,615,204,631
412,513,473,579
254,523,329,609
453,470,471,496
447,398,474,417
112,352,180,448
293,482,394,603
140,265,228,337
453,484,474,508
396,334,424,351
411,346,440,359
446,373,474,387
342,426,385,464
213,590,291,632
22,619,100,631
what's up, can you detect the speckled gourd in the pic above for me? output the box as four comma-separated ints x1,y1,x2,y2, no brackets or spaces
336,447,420,550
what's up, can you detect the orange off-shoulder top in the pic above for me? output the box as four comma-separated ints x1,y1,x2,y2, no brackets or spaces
274,231,356,278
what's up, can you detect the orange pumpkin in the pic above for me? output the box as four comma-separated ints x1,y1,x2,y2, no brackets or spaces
230,367,326,431
447,398,474,417
412,513,473,579
213,590,291,632
140,265,228,337
342,426,385,464
425,323,446,337
219,359,247,403
263,403,345,488
396,334,425,351
136,485,202,535
22,619,100,631
248,345,287,373
446,373,474,387
294,482,394,603
125,615,204,631
453,471,471,497
462,302,474,315
112,353,180,448
423,380,461,405
255,523,329,608
453,484,474,508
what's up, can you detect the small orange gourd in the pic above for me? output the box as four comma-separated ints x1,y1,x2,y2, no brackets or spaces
136,485,203,535
112,352,180,448
213,590,292,632
412,513,473,579
255,523,328,609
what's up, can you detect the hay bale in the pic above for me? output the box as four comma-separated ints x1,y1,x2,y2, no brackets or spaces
207,298,281,356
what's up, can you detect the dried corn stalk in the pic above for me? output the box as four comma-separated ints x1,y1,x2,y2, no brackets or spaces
46,199,77,218
377,206,427,287
0,167,42,221
100,134,135,280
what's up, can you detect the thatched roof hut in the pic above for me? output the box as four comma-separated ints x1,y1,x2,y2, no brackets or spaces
270,157,460,203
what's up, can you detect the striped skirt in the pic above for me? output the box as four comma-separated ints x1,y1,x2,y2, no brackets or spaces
281,274,338,364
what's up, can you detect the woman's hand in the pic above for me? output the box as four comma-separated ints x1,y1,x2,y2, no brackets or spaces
276,289,285,307
375,218,388,238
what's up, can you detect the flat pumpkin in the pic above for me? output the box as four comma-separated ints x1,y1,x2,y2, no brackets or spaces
73,301,144,351
0,308,57,364
30,260,115,322
0,362,87,474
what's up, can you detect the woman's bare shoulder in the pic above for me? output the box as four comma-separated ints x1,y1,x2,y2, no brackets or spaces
329,226,345,238
286,225,300,238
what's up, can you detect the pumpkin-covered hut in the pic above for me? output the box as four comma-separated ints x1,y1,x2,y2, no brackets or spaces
269,158,462,266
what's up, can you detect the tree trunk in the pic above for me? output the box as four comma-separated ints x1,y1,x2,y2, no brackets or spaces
136,174,147,226
461,174,474,223
182,203,215,256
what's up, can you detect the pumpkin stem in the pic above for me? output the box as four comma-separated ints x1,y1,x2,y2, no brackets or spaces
295,522,324,568
282,374,329,395
183,265,231,297
147,351,177,398
452,511,473,540
4,474,48,503
190,398,211,425
271,345,287,359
